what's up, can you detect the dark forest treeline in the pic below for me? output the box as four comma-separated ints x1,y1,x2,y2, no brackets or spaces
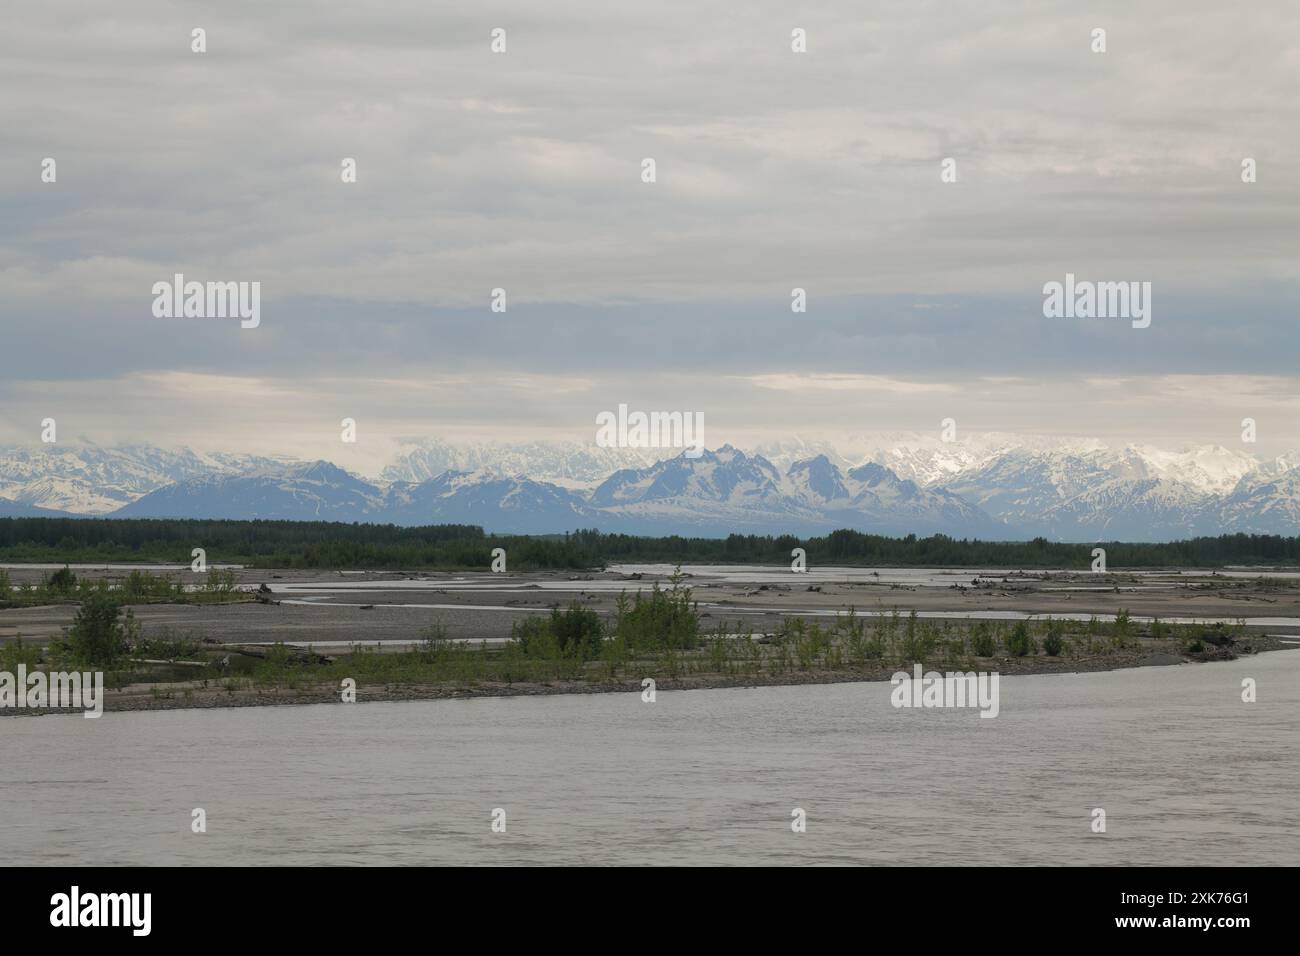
1,518,1299,569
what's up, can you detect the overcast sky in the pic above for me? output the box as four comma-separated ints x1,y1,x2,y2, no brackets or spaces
2,1,1298,472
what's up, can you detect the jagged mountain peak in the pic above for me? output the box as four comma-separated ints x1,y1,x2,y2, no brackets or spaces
3,435,1298,539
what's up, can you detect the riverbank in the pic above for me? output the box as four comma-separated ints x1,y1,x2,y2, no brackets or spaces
7,633,1291,715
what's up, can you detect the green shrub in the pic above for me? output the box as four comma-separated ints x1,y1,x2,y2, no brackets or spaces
845,617,885,664
970,622,997,657
612,570,699,651
510,615,558,658
1041,617,1065,656
549,601,604,659
122,570,184,602
201,568,237,600
65,591,135,665
133,627,201,660
46,565,78,594
0,635,42,671
1005,620,1035,657
1111,608,1133,648
509,602,604,661
900,610,934,662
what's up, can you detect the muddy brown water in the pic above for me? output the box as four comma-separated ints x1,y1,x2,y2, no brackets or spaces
2,650,1296,865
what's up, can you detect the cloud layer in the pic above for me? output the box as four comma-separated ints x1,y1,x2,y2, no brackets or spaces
3,1,1298,468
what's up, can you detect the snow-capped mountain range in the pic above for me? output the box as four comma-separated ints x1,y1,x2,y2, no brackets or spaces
382,438,659,489
0,444,297,515
1,437,1298,540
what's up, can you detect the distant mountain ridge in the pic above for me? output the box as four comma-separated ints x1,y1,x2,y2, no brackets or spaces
0,444,296,514
382,438,658,488
584,446,998,536
3,437,1299,540
114,447,1003,537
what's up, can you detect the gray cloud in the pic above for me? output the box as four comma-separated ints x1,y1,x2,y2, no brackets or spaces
2,1,1297,460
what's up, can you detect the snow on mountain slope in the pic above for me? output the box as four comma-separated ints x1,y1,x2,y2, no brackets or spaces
590,447,999,536
782,454,851,505
748,438,855,474
116,461,385,521
1108,444,1257,495
1217,463,1300,532
1035,476,1216,541
384,470,601,533
935,442,1279,538
0,443,298,514
3,435,1298,539
840,431,1043,486
592,445,788,509
382,438,658,488
836,461,995,533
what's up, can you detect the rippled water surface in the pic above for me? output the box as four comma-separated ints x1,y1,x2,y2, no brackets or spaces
2,652,1297,865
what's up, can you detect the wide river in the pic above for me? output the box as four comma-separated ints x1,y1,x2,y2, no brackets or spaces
2,652,1297,865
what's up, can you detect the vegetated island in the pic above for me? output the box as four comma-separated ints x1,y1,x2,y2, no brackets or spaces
2,563,1290,715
